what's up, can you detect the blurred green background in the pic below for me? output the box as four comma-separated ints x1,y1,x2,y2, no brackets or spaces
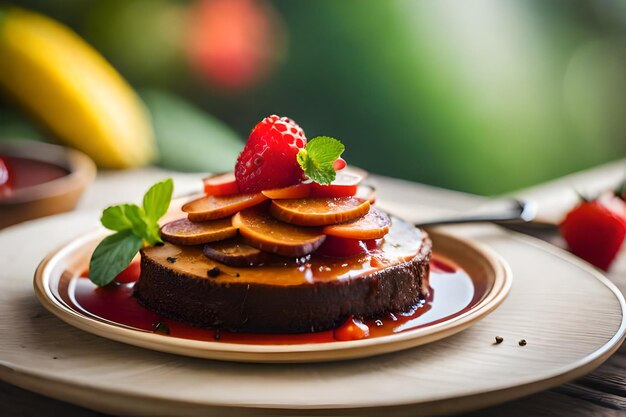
1,0,625,195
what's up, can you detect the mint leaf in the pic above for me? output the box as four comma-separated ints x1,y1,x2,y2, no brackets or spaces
143,178,174,222
101,205,132,231
124,205,143,232
89,178,173,286
88,230,143,286
144,222,163,245
297,136,345,185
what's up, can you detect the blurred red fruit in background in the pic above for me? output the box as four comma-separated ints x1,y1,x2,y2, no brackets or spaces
559,194,626,271
185,0,286,92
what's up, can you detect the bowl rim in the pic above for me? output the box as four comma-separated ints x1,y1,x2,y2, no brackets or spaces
0,139,96,205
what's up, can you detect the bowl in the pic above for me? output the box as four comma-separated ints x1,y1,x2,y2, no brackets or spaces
0,140,96,229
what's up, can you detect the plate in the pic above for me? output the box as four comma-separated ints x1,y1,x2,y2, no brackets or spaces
1,210,624,416
33,226,511,363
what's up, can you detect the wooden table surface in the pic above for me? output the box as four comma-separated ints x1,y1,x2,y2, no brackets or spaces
2,162,625,417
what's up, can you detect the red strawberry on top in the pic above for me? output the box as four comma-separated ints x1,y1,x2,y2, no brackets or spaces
235,115,307,193
559,194,626,271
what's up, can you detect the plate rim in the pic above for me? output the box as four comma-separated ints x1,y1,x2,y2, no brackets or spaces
33,228,511,362
0,220,620,415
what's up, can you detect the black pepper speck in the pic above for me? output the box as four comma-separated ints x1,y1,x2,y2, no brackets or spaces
207,267,221,278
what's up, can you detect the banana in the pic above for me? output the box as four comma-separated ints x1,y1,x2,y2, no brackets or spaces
0,7,156,168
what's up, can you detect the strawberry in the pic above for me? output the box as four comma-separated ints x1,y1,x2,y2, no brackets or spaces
315,236,379,258
332,157,346,171
203,172,239,196
235,115,307,193
333,316,369,341
113,260,141,284
309,171,361,198
559,194,626,271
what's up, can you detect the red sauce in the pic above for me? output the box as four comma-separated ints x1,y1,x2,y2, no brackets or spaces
0,155,69,198
69,255,481,345
333,317,370,341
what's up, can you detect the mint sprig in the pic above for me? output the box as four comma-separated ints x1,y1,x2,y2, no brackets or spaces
297,136,345,185
89,178,174,286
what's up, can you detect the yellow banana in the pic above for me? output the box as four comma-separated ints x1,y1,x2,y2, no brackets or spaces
0,7,156,168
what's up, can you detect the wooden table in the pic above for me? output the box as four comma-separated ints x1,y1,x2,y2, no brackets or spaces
2,162,625,417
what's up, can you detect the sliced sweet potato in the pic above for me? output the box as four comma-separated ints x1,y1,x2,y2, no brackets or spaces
182,193,267,221
270,197,370,226
323,206,390,239
160,217,237,245
203,238,279,267
261,182,311,199
232,207,326,257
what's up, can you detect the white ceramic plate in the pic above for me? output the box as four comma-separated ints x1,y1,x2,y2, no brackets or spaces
33,226,511,363
0,210,624,417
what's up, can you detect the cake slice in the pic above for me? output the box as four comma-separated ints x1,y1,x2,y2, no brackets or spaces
135,215,430,333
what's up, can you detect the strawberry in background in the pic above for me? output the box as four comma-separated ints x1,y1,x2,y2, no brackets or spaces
185,0,286,92
560,190,626,271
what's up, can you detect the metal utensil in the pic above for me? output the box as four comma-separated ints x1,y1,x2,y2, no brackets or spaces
414,199,537,228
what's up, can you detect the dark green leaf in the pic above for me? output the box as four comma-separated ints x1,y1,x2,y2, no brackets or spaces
88,231,143,286
143,178,173,221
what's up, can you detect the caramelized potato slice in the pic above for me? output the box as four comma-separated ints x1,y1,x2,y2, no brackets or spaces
161,218,237,245
261,182,311,199
270,197,370,226
182,193,267,221
203,238,279,267
232,207,326,257
323,207,390,239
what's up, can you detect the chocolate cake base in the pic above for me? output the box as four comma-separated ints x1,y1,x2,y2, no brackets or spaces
135,219,431,333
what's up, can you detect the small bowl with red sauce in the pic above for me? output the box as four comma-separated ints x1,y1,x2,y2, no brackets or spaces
0,140,96,228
